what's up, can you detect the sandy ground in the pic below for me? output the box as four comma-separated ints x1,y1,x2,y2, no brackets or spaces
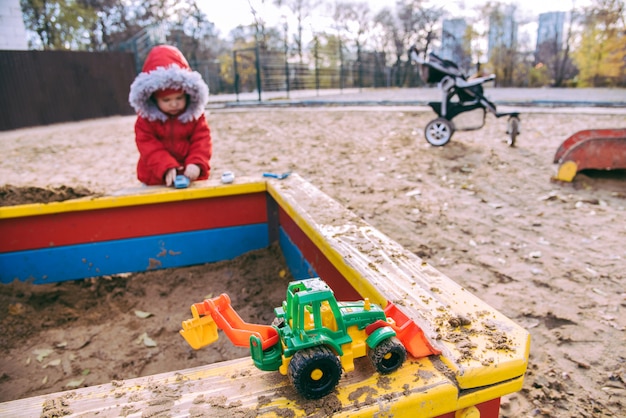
1,107,625,417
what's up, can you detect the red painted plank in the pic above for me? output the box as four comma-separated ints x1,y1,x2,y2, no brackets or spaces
1,193,267,252
278,207,361,301
554,128,626,163
434,397,501,418
561,137,626,171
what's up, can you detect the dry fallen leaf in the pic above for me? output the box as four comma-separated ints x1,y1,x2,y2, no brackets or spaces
43,359,61,368
66,378,85,388
33,348,54,363
134,310,153,319
136,332,157,347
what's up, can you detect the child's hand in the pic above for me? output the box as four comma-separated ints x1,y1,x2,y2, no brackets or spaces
164,168,177,186
184,164,201,181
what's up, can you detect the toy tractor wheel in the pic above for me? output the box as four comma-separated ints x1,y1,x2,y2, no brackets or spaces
424,118,454,146
288,346,342,399
506,116,520,147
369,337,406,374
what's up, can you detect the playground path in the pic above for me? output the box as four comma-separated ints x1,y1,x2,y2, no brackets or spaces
208,86,626,111
0,100,625,417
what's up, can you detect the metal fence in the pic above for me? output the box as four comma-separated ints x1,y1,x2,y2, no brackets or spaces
0,50,137,131
188,44,421,99
229,47,401,99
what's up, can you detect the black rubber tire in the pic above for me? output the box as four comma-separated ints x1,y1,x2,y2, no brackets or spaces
368,337,406,374
288,346,342,399
507,116,520,147
424,118,454,146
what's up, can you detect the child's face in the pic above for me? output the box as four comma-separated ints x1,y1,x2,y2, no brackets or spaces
155,92,187,116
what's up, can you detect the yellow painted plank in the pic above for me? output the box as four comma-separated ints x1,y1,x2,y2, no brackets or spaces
266,177,389,306
0,178,267,219
0,356,520,418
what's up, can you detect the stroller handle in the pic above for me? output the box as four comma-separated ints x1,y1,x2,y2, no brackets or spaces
456,74,496,88
408,47,424,64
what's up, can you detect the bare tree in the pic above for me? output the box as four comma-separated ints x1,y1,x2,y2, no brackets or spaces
274,0,321,63
169,1,221,62
553,10,578,86
331,1,372,86
372,6,412,87
393,0,444,86
535,9,578,86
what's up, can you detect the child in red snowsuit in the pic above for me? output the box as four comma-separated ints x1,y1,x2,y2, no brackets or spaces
128,45,212,186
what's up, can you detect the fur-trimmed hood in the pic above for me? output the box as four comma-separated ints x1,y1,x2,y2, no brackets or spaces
128,45,209,123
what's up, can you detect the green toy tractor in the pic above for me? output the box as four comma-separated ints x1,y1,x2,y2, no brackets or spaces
180,277,435,399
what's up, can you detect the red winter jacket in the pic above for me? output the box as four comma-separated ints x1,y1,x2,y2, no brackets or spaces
135,113,212,185
129,45,212,185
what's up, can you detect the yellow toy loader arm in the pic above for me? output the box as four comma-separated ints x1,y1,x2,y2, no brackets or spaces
180,303,220,350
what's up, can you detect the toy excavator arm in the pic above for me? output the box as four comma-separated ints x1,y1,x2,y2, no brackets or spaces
180,294,279,351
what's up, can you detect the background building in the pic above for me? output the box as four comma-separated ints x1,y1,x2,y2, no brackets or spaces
535,11,566,59
439,18,469,71
0,0,28,50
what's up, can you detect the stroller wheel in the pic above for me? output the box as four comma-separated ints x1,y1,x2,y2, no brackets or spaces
506,116,520,147
424,118,454,146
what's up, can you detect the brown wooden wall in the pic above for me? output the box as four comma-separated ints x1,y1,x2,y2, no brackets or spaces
0,50,137,131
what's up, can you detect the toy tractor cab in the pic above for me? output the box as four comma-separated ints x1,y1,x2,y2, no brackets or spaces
269,279,407,398
180,278,437,399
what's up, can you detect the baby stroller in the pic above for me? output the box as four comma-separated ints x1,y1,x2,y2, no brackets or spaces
409,47,520,147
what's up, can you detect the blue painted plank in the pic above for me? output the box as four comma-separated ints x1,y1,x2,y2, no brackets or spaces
0,224,269,284
278,228,317,280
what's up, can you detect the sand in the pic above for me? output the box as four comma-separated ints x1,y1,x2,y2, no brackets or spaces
0,107,625,417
